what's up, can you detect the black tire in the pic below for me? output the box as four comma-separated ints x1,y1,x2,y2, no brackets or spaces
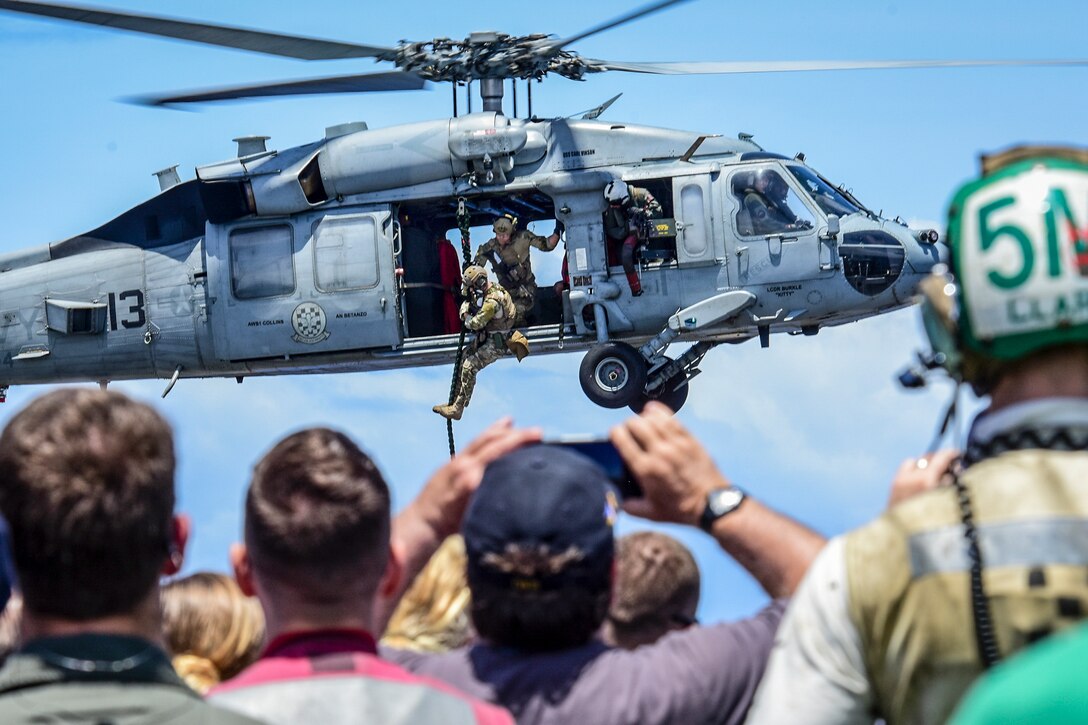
579,342,648,409
628,371,690,414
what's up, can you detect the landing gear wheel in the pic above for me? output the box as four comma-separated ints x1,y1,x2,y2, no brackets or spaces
579,342,648,409
629,371,690,414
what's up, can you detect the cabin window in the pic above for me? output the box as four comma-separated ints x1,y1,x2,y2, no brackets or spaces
312,216,380,292
679,182,709,257
230,225,295,300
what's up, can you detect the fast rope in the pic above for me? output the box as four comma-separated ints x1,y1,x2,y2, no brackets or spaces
445,198,474,457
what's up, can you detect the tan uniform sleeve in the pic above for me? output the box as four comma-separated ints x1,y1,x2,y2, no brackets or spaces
473,240,493,268
522,230,553,252
465,298,498,331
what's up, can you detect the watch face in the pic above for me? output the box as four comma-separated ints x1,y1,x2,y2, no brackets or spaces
709,487,744,515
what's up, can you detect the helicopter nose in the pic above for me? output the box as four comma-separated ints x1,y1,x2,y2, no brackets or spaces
905,236,948,276
894,234,948,302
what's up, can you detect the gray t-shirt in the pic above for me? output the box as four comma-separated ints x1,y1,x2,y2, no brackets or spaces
384,599,785,725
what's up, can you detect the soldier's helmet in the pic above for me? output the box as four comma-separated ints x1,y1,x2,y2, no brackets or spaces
492,215,517,235
604,179,630,205
462,265,489,291
919,145,1088,393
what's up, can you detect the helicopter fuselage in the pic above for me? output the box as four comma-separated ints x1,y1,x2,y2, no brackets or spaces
0,112,945,407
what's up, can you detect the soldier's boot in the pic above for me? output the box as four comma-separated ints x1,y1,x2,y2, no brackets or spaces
625,270,643,297
432,395,466,421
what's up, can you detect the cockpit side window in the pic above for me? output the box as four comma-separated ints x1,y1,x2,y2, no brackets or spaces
731,168,814,237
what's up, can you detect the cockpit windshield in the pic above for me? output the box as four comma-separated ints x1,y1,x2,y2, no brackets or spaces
787,166,863,217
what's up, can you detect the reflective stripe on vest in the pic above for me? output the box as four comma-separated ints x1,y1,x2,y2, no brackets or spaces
910,517,1088,577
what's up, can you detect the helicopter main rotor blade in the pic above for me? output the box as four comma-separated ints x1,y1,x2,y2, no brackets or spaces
0,0,398,60
130,71,428,107
590,58,1088,75
547,0,694,52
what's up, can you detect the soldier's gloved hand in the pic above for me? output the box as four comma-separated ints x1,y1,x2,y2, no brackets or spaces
459,301,471,319
553,220,565,236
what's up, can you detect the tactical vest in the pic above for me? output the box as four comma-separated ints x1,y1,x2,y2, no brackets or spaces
844,448,1088,724
481,286,516,332
477,234,538,292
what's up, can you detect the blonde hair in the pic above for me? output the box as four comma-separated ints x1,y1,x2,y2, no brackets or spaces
161,572,265,694
382,535,471,652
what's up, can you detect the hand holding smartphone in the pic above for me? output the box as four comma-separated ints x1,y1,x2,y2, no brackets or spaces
547,437,643,500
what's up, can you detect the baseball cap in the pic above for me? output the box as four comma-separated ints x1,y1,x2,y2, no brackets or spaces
463,444,618,593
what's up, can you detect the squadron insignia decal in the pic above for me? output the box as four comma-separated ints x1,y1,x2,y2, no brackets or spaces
291,303,330,344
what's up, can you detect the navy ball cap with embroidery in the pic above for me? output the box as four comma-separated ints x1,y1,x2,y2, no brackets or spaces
463,444,617,593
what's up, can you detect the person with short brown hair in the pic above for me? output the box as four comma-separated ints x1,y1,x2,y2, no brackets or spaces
210,423,526,725
604,531,700,650
0,388,258,724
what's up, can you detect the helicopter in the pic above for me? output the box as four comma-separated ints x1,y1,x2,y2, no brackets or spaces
0,0,1080,414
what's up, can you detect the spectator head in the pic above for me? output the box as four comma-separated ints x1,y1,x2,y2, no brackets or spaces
463,444,618,652
604,531,700,649
0,389,185,621
382,534,472,653
920,145,1088,395
162,572,265,694
233,428,396,616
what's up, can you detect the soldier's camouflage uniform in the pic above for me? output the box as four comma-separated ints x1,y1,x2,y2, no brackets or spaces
474,231,555,327
433,283,516,421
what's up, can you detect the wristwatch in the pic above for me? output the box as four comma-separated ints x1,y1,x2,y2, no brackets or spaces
699,486,746,531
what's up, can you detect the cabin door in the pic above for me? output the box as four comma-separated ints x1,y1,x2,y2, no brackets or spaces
207,208,401,361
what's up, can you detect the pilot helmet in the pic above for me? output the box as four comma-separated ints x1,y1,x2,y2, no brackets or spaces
919,145,1088,393
492,215,517,235
753,169,785,195
462,264,490,291
604,179,630,205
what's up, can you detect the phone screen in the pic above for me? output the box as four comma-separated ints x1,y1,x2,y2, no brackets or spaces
549,438,642,500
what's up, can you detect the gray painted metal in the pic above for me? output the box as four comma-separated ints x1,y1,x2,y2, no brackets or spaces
0,112,946,409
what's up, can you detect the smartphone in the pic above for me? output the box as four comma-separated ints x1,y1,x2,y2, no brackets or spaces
547,437,643,500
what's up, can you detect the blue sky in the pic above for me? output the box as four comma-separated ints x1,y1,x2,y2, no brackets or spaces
0,0,1085,623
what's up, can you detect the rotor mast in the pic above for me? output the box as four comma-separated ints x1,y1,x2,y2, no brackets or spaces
479,77,504,114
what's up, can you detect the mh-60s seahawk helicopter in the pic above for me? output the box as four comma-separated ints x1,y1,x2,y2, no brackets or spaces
1,0,1078,413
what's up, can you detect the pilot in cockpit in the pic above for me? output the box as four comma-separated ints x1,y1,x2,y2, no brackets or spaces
739,169,812,236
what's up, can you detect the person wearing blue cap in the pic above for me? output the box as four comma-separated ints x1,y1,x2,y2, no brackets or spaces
387,401,826,725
